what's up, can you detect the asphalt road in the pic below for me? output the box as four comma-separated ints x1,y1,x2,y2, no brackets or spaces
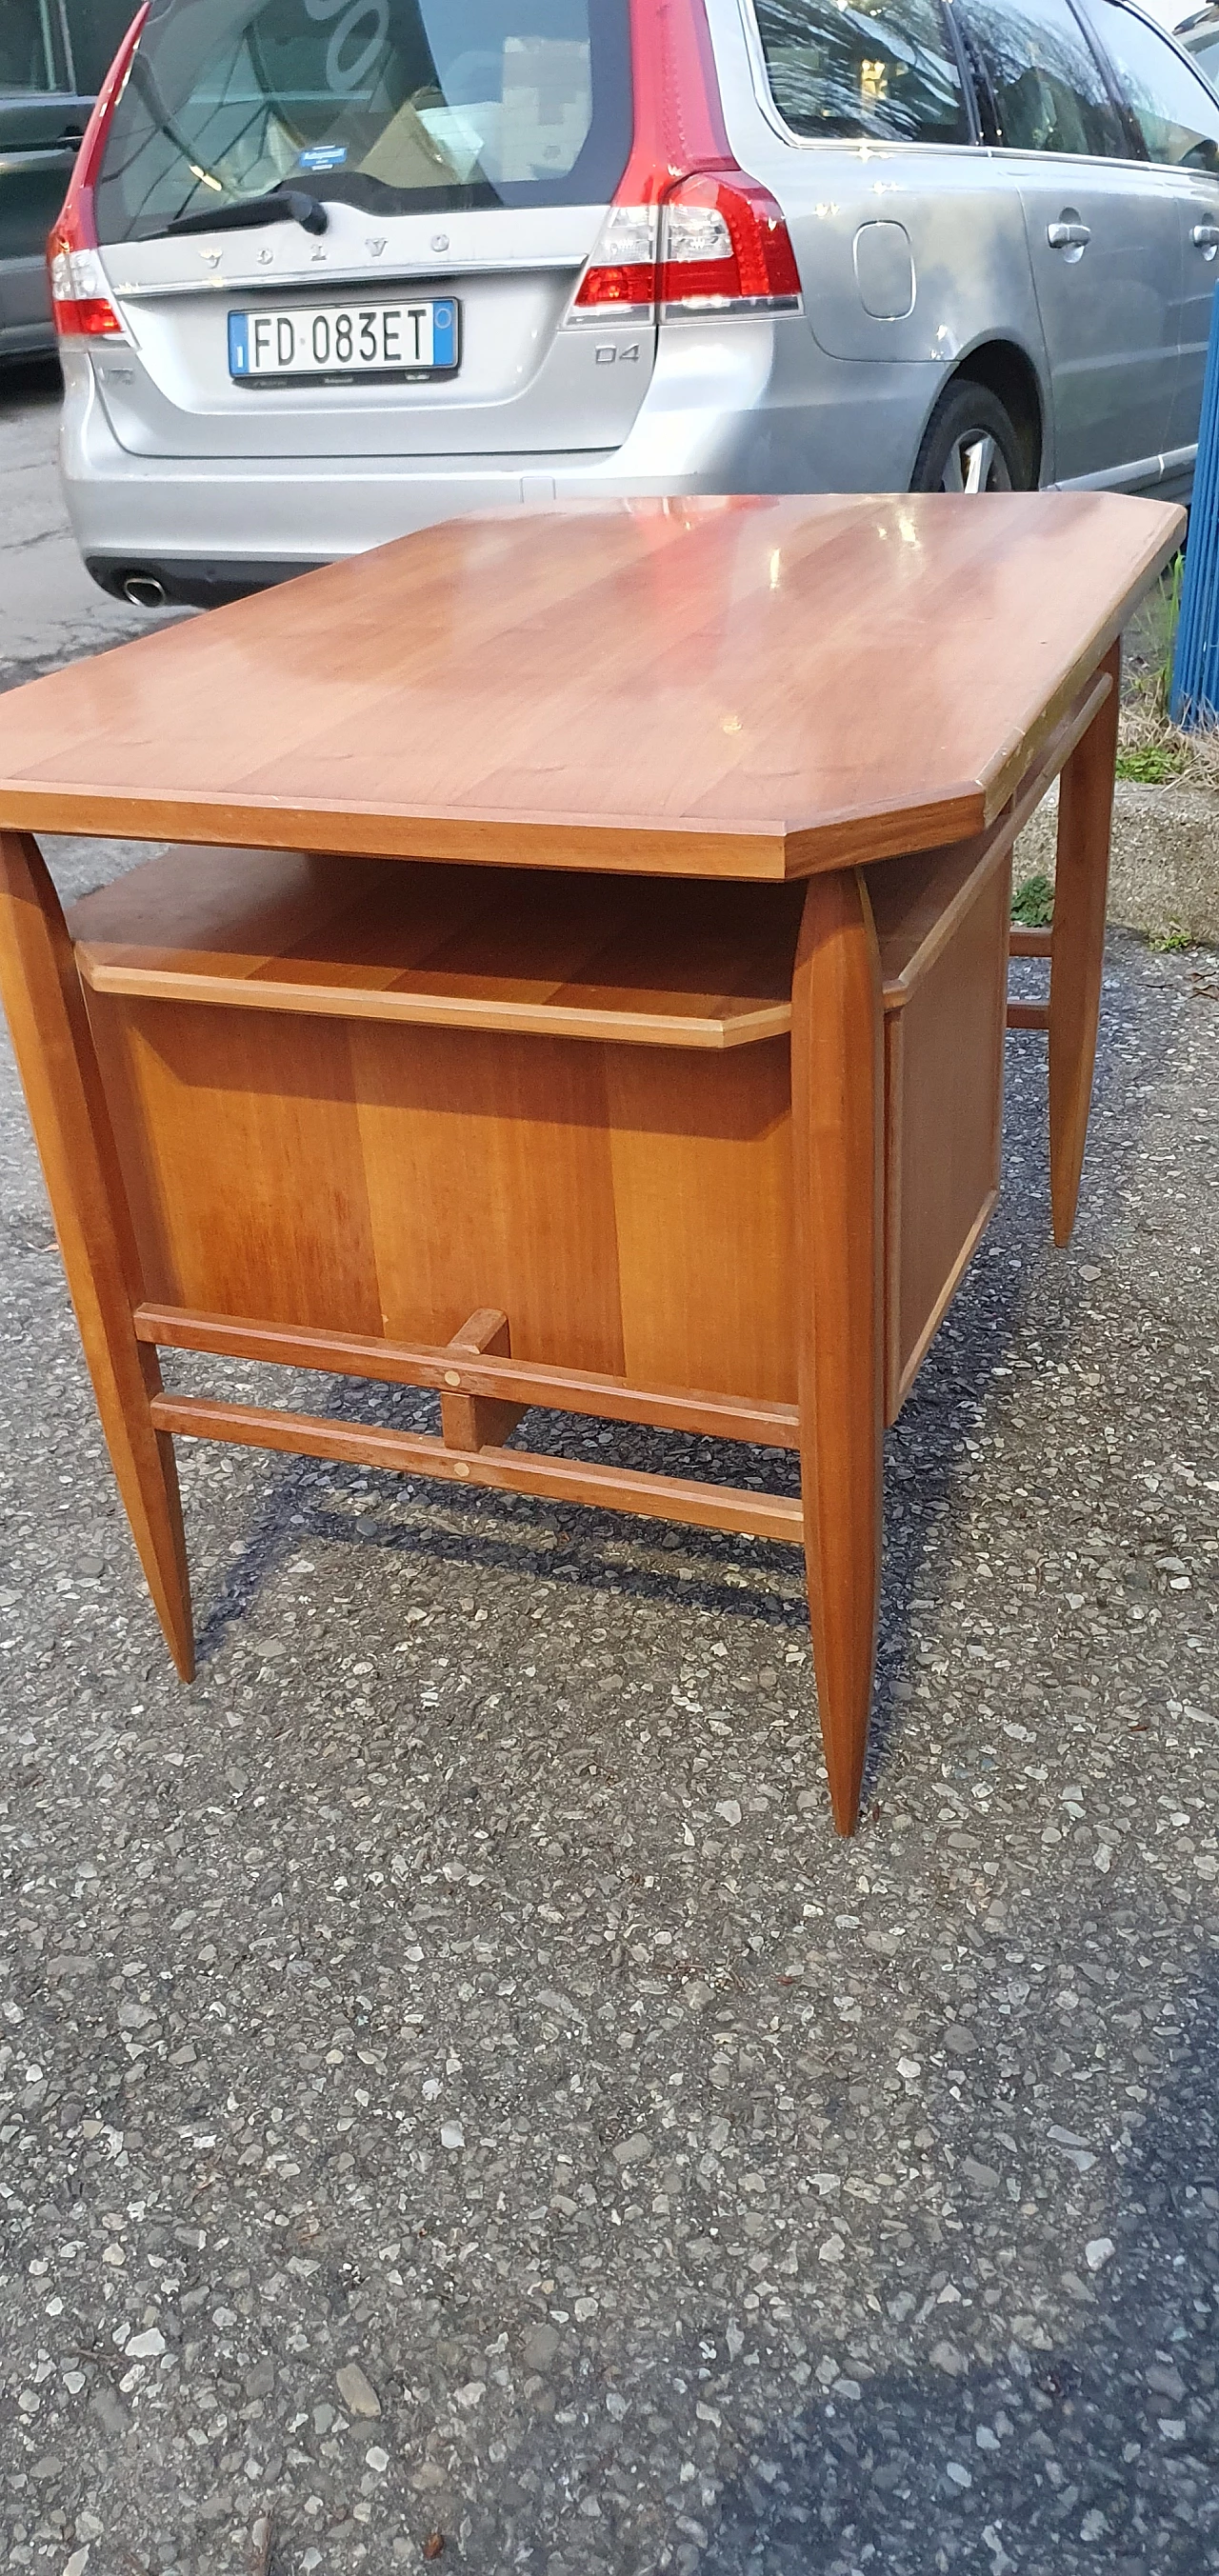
0,373,1217,2576
0,361,185,695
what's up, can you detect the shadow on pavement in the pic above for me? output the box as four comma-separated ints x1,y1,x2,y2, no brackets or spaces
695,1966,1219,2576
184,942,1177,1820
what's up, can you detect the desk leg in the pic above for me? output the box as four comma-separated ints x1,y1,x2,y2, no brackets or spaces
791,867,884,1837
0,830,194,1679
1049,638,1120,1247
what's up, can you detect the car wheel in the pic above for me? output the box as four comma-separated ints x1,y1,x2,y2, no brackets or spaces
910,383,1029,494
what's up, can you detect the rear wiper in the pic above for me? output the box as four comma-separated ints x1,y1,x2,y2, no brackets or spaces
165,189,328,240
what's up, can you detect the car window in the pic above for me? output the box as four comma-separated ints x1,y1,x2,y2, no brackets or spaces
0,0,56,92
753,0,970,146
1183,31,1219,90
68,1,158,95
958,0,1126,154
94,0,631,243
1089,0,1219,166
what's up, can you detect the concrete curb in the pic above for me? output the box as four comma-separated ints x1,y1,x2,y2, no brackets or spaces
1014,777,1219,945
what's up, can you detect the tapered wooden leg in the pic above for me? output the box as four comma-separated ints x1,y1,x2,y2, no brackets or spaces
791,867,884,1836
0,830,194,1677
1049,639,1120,1247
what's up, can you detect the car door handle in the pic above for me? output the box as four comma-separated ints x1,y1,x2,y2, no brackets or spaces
1192,222,1219,248
1048,221,1091,250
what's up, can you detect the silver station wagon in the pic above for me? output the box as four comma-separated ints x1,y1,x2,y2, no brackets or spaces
52,0,1219,606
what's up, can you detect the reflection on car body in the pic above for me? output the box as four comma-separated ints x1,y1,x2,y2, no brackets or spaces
44,0,1219,607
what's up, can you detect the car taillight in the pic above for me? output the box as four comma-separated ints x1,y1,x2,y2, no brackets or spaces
570,204,660,320
49,243,124,337
660,173,801,310
570,0,801,323
48,5,149,338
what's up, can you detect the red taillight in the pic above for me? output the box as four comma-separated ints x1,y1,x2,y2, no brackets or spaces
48,270,125,335
571,0,801,322
571,204,659,317
48,5,149,338
659,172,802,310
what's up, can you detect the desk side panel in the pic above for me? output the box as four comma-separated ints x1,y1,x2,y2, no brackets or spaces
888,854,1010,1414
350,1020,629,1374
83,993,386,1337
83,997,799,1406
606,1045,795,1404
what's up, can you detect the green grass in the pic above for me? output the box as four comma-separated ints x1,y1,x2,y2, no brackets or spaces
1011,872,1054,929
1128,552,1185,723
1115,743,1187,784
1149,922,1193,952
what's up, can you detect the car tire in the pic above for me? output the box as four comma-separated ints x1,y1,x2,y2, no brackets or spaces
910,382,1030,494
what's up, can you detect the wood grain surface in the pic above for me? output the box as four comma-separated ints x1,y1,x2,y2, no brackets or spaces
0,829,195,1678
71,848,803,1049
790,867,885,1834
884,844,1010,1413
66,827,1019,1034
1049,638,1122,1245
439,1305,527,1453
70,828,1018,1436
131,1303,801,1448
0,492,1181,878
149,1391,805,1548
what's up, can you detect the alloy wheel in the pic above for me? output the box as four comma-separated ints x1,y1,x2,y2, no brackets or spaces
940,430,1014,494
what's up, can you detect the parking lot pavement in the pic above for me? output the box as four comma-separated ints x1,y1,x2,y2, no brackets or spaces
0,361,182,696
1,394,1218,2576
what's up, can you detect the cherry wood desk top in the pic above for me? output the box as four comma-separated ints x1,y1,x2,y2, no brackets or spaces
0,492,1182,880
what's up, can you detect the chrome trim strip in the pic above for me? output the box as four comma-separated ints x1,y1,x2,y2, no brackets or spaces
108,256,587,300
1050,444,1196,490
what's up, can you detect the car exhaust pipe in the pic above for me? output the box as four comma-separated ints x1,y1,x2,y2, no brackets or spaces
123,573,167,609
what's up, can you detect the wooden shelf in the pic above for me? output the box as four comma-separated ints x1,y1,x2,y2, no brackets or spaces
71,847,801,1050
70,835,1009,1048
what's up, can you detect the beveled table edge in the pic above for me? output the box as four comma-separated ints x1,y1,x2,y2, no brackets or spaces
0,499,1183,881
0,783,988,878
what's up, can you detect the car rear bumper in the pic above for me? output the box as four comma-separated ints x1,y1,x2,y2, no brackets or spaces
84,554,329,608
74,459,624,605
59,330,942,604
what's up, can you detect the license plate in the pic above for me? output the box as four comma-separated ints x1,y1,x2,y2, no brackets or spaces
228,298,459,382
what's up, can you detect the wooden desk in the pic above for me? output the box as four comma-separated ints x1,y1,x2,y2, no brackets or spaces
0,493,1182,1832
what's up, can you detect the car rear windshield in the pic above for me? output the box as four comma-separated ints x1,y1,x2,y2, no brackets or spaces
94,0,631,242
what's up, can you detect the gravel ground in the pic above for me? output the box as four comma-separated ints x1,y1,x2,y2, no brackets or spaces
1,379,1218,2575
0,827,1216,2576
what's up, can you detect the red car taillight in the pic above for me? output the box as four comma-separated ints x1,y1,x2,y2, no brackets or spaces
660,171,801,310
570,0,801,321
48,6,149,338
